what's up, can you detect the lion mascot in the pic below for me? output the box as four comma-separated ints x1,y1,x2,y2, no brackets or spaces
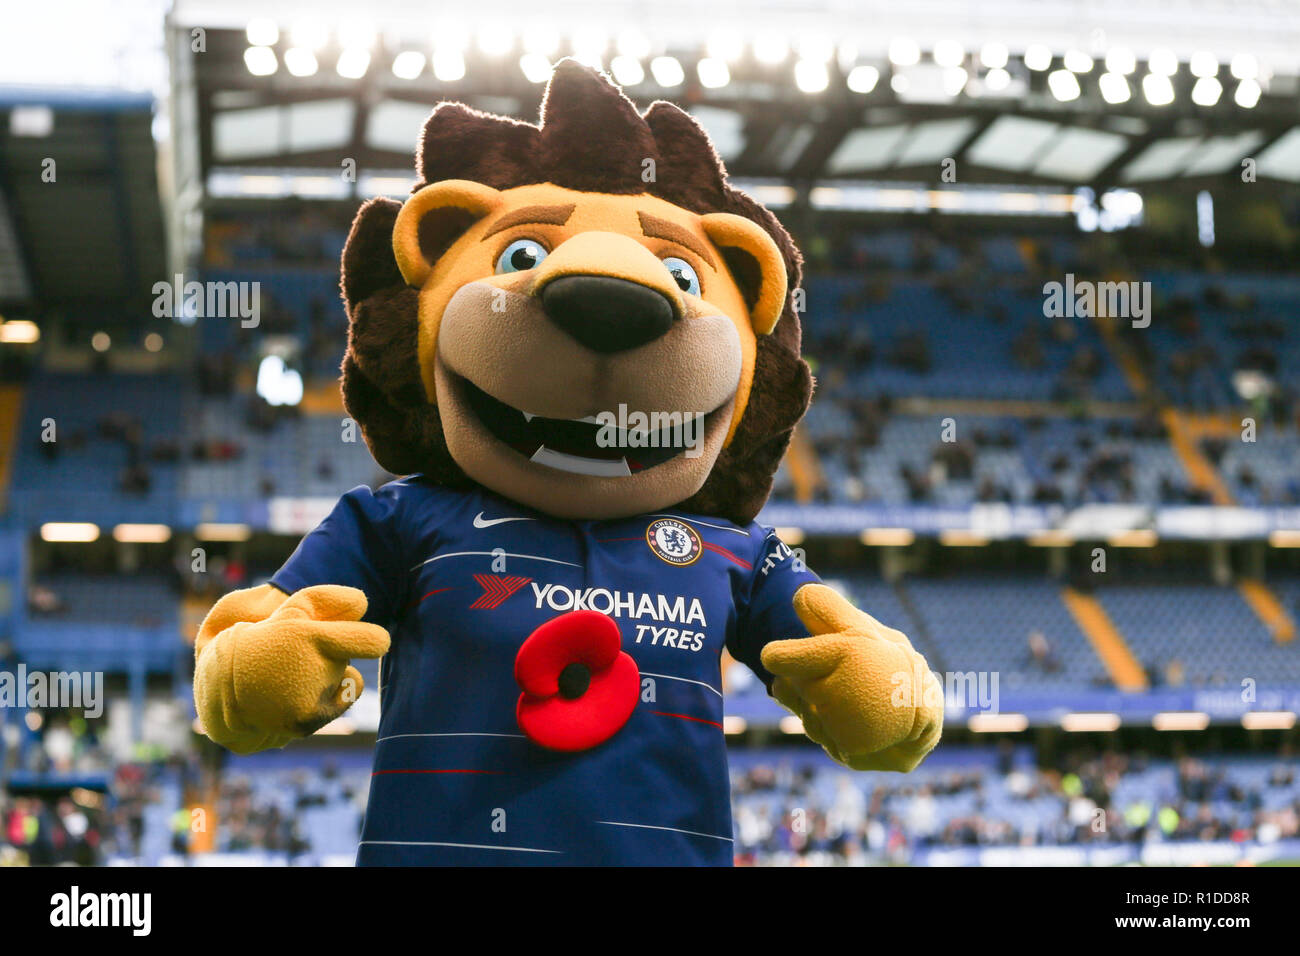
194,60,941,865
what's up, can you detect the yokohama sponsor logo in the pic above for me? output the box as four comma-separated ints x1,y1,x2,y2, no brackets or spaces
531,582,707,626
470,574,532,609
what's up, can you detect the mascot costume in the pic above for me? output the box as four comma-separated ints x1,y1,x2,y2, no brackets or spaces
194,61,942,865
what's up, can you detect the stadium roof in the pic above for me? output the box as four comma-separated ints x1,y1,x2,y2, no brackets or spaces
156,2,1300,200
0,90,166,311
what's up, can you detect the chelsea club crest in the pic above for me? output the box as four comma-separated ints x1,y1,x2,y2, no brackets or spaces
645,518,703,567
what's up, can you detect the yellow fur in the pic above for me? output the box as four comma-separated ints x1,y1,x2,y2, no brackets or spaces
193,583,389,754
761,584,943,771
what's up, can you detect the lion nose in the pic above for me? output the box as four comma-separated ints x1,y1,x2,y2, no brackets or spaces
540,276,677,354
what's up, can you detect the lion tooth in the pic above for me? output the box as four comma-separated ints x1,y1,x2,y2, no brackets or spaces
522,412,535,422
530,446,632,477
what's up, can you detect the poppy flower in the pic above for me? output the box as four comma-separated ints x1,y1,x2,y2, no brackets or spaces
515,610,640,752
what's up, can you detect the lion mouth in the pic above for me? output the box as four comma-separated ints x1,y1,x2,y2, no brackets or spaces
461,378,714,478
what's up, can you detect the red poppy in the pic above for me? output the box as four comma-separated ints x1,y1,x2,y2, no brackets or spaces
514,610,640,752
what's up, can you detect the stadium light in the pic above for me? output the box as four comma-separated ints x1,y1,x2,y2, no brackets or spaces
1148,48,1179,76
41,522,100,543
336,48,371,80
113,524,172,543
1047,69,1081,101
753,32,789,65
778,715,805,735
774,527,805,546
968,714,1028,733
1104,47,1136,75
979,42,1008,70
1142,72,1175,106
1027,530,1074,547
650,56,685,88
723,716,748,734
1191,76,1223,106
1234,78,1261,108
433,22,471,53
794,58,829,93
706,32,744,63
1109,529,1158,547
890,73,910,94
610,55,644,87
1063,49,1094,73
315,717,356,736
798,36,835,64
288,19,328,51
1098,71,1131,104
571,27,607,68
524,26,561,57
1241,711,1297,730
939,530,990,547
338,19,376,51
846,65,879,93
1270,530,1300,547
195,523,253,542
477,26,514,58
0,319,40,343
1229,53,1259,80
615,29,651,60
1061,712,1122,732
391,51,426,80
284,47,318,78
942,66,969,96
1190,51,1219,77
860,528,915,547
697,57,731,89
982,67,1011,92
1153,711,1211,731
91,331,110,352
1023,44,1052,71
244,46,277,76
933,40,964,68
888,37,920,67
432,47,466,82
519,53,552,83
245,19,279,47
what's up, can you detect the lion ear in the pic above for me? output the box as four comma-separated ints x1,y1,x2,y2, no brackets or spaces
700,213,788,336
392,179,504,287
342,197,404,313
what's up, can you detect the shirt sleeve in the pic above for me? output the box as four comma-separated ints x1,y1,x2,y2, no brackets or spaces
729,526,821,687
269,484,408,627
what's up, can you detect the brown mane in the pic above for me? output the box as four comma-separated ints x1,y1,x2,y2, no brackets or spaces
339,60,812,525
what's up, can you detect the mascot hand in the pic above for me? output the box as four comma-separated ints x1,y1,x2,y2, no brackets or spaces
760,583,942,772
194,584,390,754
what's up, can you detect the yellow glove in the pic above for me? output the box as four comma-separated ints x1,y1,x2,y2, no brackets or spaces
760,583,942,772
194,583,390,754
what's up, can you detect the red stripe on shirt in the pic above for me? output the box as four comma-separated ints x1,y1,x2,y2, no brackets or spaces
702,542,752,570
652,711,724,729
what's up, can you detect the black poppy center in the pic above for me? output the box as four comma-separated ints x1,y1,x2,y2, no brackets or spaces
558,662,592,699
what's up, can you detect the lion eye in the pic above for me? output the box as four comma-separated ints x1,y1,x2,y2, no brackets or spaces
661,257,700,296
496,239,548,274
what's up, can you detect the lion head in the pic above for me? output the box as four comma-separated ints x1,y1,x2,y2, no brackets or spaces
339,60,812,525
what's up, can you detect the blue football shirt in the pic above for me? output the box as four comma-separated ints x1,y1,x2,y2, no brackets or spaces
270,476,819,865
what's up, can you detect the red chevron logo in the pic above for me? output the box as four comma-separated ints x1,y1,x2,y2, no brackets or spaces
470,574,532,610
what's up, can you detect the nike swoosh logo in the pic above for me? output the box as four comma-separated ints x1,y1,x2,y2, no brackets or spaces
473,512,536,529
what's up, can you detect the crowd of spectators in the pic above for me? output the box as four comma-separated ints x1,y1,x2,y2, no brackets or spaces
731,748,1300,865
